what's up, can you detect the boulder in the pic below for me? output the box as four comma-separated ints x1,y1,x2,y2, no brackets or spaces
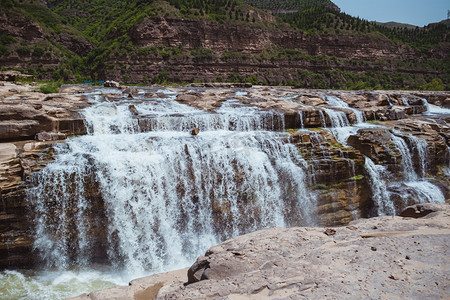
400,203,446,218
190,128,199,136
104,80,120,88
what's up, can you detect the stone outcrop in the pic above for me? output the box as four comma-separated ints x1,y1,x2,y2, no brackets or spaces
0,82,89,141
104,80,120,88
0,8,92,78
131,17,418,61
0,82,90,268
70,203,450,300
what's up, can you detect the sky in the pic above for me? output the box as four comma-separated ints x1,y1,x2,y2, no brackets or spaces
331,0,449,27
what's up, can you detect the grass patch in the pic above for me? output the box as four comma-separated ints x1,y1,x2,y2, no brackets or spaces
39,81,62,94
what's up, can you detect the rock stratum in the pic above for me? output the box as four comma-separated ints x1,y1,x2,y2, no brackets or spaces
0,82,449,271
70,203,450,300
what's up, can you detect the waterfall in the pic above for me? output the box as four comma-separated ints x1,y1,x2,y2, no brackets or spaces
364,157,392,216
390,133,417,181
325,96,365,124
364,130,446,215
27,89,315,276
422,98,450,115
322,107,354,145
386,95,393,106
298,110,304,129
401,95,410,106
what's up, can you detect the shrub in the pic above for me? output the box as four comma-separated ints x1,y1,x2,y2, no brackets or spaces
0,45,10,56
0,34,15,45
32,46,45,57
420,78,444,91
191,48,216,60
16,46,31,56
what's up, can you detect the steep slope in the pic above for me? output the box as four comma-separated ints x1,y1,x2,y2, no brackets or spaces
0,1,92,80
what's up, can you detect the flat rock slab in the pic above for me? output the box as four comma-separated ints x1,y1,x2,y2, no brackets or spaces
73,204,450,300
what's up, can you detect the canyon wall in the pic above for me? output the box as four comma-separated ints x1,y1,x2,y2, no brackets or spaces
99,17,439,85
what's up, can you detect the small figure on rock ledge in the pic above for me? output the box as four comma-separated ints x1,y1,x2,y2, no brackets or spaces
104,80,120,88
191,128,200,136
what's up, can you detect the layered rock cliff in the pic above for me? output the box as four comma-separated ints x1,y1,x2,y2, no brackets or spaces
100,17,429,86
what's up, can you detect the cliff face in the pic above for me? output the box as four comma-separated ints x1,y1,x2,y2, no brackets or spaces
131,17,417,60
0,83,88,268
0,8,92,77
97,17,431,85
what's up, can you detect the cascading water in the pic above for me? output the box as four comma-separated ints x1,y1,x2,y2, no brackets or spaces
367,131,446,214
364,157,392,215
390,133,417,181
421,98,450,115
286,93,446,216
325,96,365,124
3,87,448,299
17,88,316,299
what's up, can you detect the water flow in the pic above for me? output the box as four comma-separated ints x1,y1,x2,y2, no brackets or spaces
25,88,315,298
422,98,450,115
325,96,365,124
364,130,445,215
401,96,410,106
322,108,352,145
390,133,417,181
364,157,392,215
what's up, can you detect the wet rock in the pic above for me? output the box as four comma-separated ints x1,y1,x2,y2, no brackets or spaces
35,132,66,141
324,228,336,236
128,105,139,116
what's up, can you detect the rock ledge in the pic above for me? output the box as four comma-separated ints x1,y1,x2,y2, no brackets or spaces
71,203,450,300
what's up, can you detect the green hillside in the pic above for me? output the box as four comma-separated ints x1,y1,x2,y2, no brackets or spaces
0,0,448,90
243,0,339,12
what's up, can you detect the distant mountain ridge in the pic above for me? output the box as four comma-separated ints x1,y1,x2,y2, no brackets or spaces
243,0,340,13
375,21,418,30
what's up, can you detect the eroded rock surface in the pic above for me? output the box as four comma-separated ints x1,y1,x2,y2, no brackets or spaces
71,203,450,300
0,82,90,268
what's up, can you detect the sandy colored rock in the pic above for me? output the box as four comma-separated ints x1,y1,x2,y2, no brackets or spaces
72,204,450,299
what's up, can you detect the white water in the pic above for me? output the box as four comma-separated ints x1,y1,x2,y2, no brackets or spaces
401,95,410,106
0,269,127,300
325,96,365,124
386,95,393,106
320,96,368,145
284,92,445,216
4,88,448,298
421,98,450,115
364,157,392,216
14,88,315,299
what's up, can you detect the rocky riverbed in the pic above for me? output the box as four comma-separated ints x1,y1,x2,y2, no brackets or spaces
0,82,449,299
70,203,450,300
